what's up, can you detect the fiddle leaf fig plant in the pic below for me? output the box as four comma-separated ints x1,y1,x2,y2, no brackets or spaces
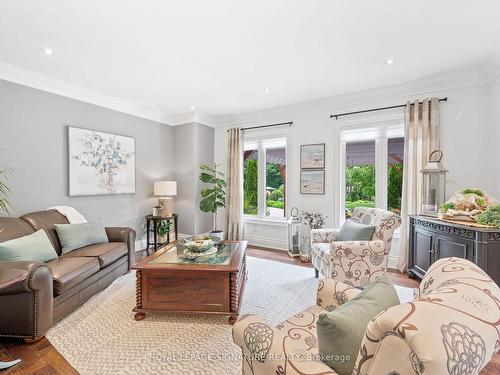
0,163,12,214
199,163,226,232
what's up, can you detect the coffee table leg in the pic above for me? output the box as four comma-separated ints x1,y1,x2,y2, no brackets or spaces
134,271,145,321
228,315,238,325
134,312,146,321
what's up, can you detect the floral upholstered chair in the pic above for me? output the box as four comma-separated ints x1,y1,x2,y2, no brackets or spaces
232,257,500,375
310,207,401,287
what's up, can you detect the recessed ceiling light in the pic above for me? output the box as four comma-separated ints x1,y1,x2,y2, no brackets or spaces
41,47,54,56
385,58,395,65
264,88,271,93
190,105,195,112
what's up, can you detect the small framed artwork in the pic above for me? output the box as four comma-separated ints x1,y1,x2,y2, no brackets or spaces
68,126,136,196
300,143,325,169
300,170,325,195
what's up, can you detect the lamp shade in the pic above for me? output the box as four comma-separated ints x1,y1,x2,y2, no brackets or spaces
154,181,177,196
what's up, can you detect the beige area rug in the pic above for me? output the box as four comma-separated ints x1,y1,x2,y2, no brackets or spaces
46,256,416,375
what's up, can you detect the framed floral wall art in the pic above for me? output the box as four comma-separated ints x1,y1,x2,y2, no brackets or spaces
68,126,135,196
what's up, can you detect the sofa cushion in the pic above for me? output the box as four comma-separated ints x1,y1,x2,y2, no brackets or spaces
20,210,69,255
47,257,100,295
55,221,109,254
336,219,375,241
63,242,127,268
0,229,58,262
317,274,400,375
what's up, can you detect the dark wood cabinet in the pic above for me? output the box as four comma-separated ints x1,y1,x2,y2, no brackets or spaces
409,215,500,285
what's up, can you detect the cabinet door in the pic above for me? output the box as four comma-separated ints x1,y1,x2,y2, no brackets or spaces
413,227,434,275
436,234,474,262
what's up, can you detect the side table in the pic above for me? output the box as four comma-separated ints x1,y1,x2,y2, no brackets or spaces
0,268,28,370
145,214,178,253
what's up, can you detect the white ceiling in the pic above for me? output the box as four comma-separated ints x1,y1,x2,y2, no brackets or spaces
0,0,500,124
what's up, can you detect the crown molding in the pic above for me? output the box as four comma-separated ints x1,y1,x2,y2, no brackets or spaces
211,66,492,128
0,60,178,125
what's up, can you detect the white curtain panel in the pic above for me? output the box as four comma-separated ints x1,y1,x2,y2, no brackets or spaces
225,128,243,240
398,98,440,272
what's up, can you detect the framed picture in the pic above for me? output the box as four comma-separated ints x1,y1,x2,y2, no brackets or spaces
300,170,325,195
68,126,136,196
300,143,325,169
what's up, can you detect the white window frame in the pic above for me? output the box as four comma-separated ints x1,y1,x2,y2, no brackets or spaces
243,132,288,223
335,117,404,228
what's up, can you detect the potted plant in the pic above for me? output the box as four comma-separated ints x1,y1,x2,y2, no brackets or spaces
156,219,171,243
199,163,226,240
0,162,12,214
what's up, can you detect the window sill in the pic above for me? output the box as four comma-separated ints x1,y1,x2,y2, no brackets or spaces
243,216,288,227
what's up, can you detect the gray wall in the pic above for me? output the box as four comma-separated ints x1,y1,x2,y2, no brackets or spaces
0,79,174,242
173,122,214,235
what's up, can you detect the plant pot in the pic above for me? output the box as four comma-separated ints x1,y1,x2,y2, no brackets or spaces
158,235,169,244
210,230,224,241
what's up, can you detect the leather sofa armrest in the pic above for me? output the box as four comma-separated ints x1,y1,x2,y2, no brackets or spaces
105,227,136,270
0,260,53,340
0,261,52,295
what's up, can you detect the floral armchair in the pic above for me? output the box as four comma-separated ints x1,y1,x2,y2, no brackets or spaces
310,207,401,287
232,257,500,375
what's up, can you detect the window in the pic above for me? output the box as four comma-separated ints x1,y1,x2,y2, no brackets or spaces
341,123,404,220
243,138,287,219
345,140,376,218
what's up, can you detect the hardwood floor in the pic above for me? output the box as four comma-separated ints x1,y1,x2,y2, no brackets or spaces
0,246,498,374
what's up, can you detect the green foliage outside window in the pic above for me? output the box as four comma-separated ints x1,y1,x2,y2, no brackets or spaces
388,163,403,213
244,159,286,216
345,163,403,217
243,159,258,215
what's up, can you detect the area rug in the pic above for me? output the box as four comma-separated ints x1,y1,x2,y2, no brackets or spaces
46,257,416,375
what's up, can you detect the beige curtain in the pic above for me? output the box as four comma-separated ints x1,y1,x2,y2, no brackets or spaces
398,98,440,272
225,128,243,240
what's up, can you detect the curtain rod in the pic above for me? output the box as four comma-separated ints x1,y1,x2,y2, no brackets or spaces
227,121,293,132
330,97,448,120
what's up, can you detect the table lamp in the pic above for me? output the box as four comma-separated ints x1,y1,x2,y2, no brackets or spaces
154,181,177,217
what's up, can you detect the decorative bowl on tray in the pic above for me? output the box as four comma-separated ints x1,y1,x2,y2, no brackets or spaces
182,239,215,253
183,247,218,260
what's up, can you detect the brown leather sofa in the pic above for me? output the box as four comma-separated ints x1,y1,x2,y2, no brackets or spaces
0,210,136,341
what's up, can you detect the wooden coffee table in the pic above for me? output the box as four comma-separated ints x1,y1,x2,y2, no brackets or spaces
133,241,247,324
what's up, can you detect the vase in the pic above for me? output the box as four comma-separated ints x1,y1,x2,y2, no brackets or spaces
299,235,311,263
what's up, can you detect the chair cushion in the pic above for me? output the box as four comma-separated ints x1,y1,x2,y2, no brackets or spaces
63,242,127,268
47,257,100,295
336,219,375,241
55,221,109,254
317,274,400,375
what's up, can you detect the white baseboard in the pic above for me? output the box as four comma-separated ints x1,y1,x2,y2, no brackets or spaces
135,240,144,251
244,234,288,251
134,233,190,252
387,255,399,270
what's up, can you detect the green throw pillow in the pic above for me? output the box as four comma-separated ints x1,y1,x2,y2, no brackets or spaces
55,221,108,254
0,229,58,262
336,219,375,241
317,274,400,375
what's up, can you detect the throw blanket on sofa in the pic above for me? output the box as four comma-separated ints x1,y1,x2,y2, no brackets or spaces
47,206,87,223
